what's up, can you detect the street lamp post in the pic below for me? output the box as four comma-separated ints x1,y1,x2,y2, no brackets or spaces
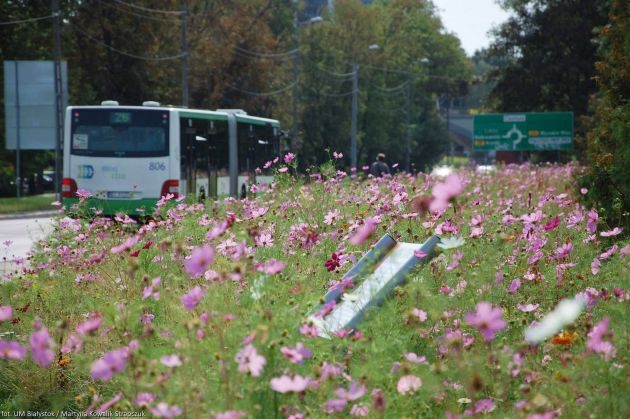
350,62,359,169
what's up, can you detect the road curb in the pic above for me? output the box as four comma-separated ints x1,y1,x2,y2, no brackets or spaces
0,210,58,221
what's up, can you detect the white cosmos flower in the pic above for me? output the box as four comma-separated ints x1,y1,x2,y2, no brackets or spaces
524,297,586,343
437,236,465,250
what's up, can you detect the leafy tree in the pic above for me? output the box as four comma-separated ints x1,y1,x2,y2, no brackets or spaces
580,0,630,228
487,0,609,123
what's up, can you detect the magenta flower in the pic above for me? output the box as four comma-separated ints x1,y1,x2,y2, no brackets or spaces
544,216,560,231
160,354,183,367
587,317,617,360
149,403,183,418
185,245,215,277
517,303,539,313
96,391,122,414
430,173,465,212
60,334,83,354
284,152,295,164
349,216,379,245
270,374,310,393
280,342,313,364
465,302,507,341
76,313,103,336
235,344,266,377
30,327,55,367
586,209,599,233
91,348,129,381
600,227,622,237
0,305,12,322
555,242,573,259
214,412,247,419
256,259,285,275
134,392,156,408
0,339,27,360
397,375,422,394
181,286,206,311
76,188,92,199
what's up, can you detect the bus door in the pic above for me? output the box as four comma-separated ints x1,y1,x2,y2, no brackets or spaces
180,118,210,201
237,122,257,198
241,122,280,193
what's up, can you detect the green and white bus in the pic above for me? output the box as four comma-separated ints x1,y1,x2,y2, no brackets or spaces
62,101,281,215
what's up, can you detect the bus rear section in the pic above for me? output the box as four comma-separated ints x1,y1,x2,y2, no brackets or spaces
63,106,175,216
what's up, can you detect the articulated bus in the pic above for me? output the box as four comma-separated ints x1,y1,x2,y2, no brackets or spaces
62,101,281,215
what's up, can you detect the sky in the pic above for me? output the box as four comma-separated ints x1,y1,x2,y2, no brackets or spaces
431,0,512,56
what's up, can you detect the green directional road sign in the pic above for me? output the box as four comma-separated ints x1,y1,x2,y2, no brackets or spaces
473,112,573,151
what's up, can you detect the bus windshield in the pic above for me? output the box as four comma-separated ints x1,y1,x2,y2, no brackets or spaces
70,108,169,157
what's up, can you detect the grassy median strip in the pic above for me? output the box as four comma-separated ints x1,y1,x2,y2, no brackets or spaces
0,195,56,215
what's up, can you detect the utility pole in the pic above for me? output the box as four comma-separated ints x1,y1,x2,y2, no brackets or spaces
291,5,299,152
52,0,63,198
14,62,21,198
181,0,189,107
350,63,359,169
405,73,412,173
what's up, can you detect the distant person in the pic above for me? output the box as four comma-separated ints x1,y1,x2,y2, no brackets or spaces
370,153,390,177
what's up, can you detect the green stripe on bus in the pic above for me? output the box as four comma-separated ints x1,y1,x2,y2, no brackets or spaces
235,115,280,127
63,198,160,216
179,111,228,121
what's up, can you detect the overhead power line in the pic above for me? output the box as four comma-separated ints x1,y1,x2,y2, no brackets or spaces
112,0,184,15
227,80,299,97
234,46,299,59
95,0,180,22
0,14,54,25
374,80,409,93
68,22,186,61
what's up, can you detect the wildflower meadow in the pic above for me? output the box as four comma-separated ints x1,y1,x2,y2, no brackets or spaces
0,158,628,418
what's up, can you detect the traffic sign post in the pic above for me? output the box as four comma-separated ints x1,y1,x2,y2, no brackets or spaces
473,112,573,151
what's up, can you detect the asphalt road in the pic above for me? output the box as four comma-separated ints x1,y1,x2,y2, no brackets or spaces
0,216,54,277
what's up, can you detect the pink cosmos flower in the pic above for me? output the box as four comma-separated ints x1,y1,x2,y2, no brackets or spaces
91,348,129,381
270,374,310,393
235,344,266,377
397,375,422,394
215,412,247,419
161,354,183,367
411,308,428,322
60,334,83,354
110,235,140,254
324,209,341,225
349,216,379,245
256,259,285,275
280,343,313,364
587,317,617,360
284,152,295,164
586,209,598,233
372,389,386,412
591,258,601,275
30,327,55,367
278,167,289,173
134,393,156,408
96,391,122,414
350,404,369,417
149,403,183,418
404,352,428,364
0,339,27,360
544,216,560,231
319,361,343,381
185,245,214,277
517,303,539,313
181,286,206,311
333,151,343,159
76,313,103,336
600,227,622,237
473,399,495,414
76,188,92,199
0,305,12,322
430,173,465,212
508,278,521,294
555,242,572,259
465,302,507,341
